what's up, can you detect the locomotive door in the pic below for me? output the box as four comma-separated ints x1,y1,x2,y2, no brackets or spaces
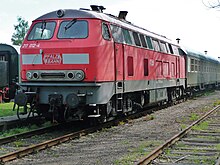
176,56,180,86
114,43,125,94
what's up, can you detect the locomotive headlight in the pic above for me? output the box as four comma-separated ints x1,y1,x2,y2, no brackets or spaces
75,71,85,81
33,72,39,79
26,72,32,80
67,72,75,79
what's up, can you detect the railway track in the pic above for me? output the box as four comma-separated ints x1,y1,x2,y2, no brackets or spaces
137,105,220,165
0,117,45,132
0,95,207,164
0,100,170,164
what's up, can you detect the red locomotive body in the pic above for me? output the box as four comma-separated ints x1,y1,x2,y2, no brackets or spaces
15,6,186,122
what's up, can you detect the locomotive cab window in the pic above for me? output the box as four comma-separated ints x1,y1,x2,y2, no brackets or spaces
102,23,111,40
28,21,56,40
58,20,88,39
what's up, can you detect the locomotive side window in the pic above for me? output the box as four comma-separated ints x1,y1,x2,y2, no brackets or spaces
171,62,175,76
58,20,88,39
168,44,174,54
144,59,149,76
132,32,141,47
122,28,132,45
152,39,160,51
102,23,111,40
110,25,124,43
139,34,148,48
156,60,162,77
28,21,56,40
145,36,153,49
172,45,179,55
127,56,134,76
160,42,168,53
163,62,169,76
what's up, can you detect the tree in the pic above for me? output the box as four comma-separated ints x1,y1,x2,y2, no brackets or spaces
203,0,220,8
11,16,29,46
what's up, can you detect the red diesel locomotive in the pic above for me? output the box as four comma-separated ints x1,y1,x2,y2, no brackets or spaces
15,5,186,122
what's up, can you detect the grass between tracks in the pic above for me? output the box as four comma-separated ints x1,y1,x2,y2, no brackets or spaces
0,102,16,117
0,121,51,138
114,91,220,165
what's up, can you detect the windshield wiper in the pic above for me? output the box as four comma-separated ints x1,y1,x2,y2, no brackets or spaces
40,21,46,37
64,19,77,31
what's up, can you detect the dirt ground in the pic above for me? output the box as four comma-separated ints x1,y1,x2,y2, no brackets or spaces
7,90,220,165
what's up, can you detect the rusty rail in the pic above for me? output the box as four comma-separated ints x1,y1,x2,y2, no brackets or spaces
137,105,220,165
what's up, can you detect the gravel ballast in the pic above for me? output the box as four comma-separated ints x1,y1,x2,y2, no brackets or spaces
7,91,220,165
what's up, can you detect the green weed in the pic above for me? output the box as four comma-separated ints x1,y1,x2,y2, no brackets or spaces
0,102,16,117
192,121,209,131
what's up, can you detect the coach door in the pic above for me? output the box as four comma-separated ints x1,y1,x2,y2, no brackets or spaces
114,43,125,94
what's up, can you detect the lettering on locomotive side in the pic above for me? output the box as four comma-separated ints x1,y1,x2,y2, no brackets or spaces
43,54,62,64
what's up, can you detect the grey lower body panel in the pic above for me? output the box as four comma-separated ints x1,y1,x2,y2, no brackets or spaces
123,78,185,93
19,78,185,105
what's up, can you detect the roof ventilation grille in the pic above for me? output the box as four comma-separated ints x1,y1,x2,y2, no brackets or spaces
90,5,106,13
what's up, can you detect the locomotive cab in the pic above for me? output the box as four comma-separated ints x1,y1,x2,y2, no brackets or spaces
17,8,116,121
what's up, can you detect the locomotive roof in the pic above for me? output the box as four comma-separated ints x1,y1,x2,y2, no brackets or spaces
185,47,219,63
35,9,176,45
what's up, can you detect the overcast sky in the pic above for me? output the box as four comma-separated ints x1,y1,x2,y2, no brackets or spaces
1,0,220,59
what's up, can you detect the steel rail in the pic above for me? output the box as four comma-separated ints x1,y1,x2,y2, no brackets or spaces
0,98,184,163
0,123,62,145
0,117,121,163
136,105,220,165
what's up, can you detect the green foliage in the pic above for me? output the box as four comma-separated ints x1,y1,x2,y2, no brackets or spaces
13,140,25,147
189,113,199,121
213,100,220,106
114,141,162,165
0,102,16,117
11,16,29,46
192,121,209,131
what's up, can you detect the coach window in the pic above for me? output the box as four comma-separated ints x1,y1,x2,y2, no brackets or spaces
58,20,88,39
127,56,134,76
139,34,147,48
160,42,168,53
144,59,149,76
191,58,195,72
0,56,5,61
145,36,153,49
122,28,132,45
110,25,124,43
152,39,160,51
102,23,111,40
195,60,198,71
132,32,141,47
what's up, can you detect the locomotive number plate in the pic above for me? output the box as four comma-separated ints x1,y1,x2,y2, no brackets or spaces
43,54,62,64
